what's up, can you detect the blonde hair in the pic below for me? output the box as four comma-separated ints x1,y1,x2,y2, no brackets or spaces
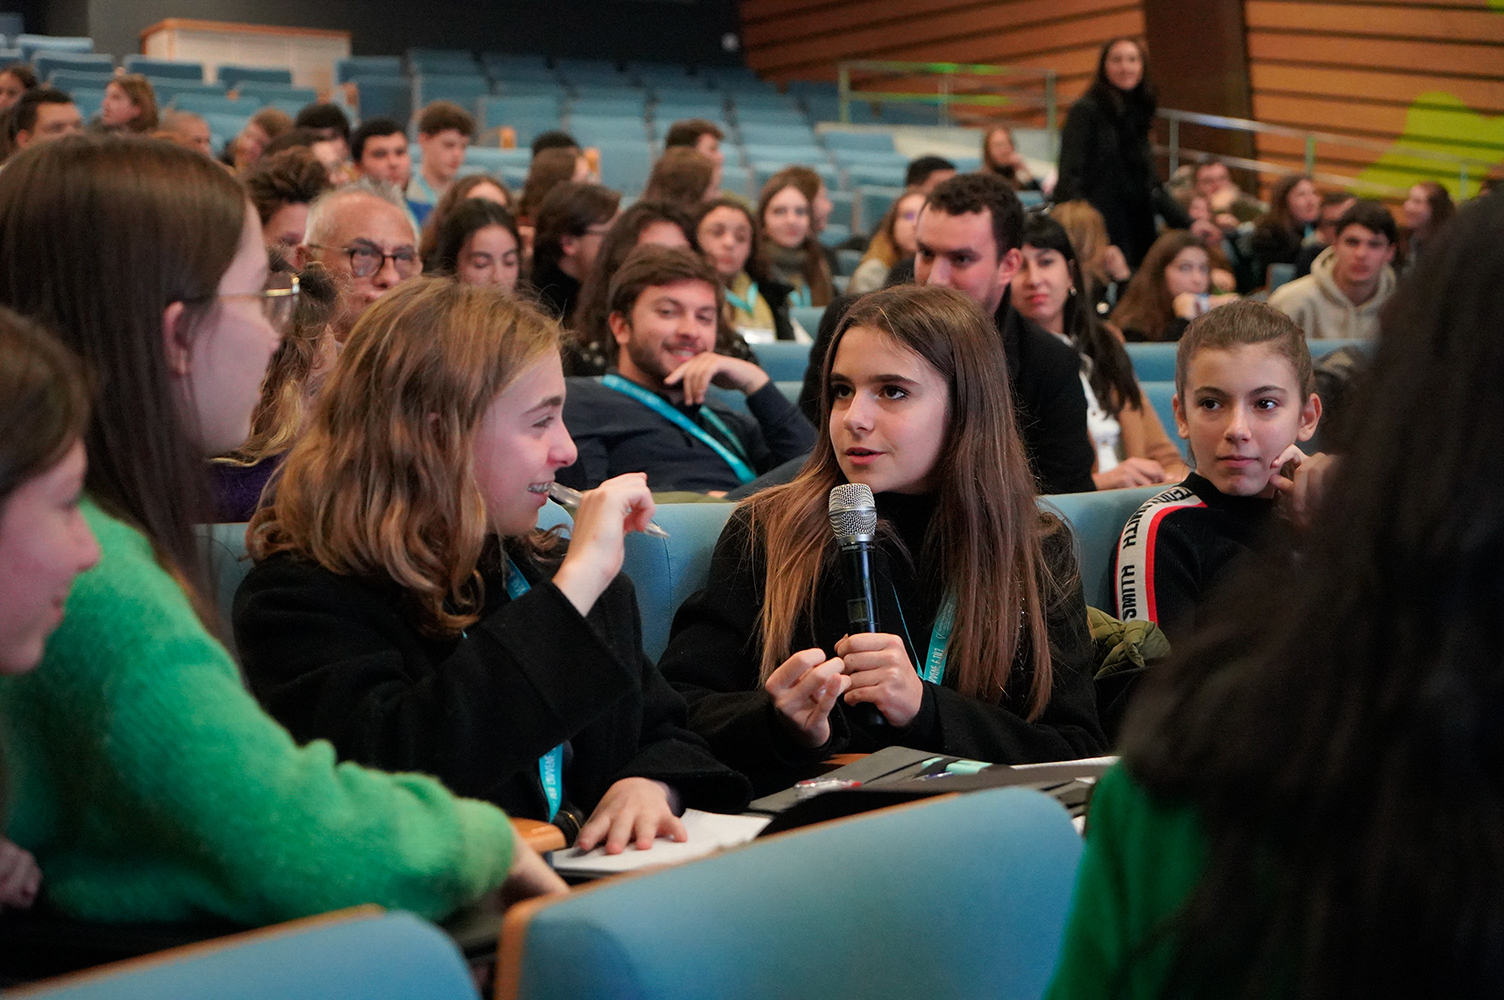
249,277,562,637
857,187,925,272
1053,200,1113,296
743,284,1064,717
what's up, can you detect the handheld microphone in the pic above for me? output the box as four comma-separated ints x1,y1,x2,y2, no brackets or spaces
828,483,886,727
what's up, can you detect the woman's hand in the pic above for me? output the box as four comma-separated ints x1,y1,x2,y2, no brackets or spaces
0,839,39,911
1103,245,1132,283
765,648,849,748
663,353,770,405
1093,456,1169,490
1268,447,1336,530
552,473,655,617
497,838,568,906
575,778,686,855
836,632,924,728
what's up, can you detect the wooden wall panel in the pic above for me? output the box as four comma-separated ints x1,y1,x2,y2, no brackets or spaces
1243,0,1504,195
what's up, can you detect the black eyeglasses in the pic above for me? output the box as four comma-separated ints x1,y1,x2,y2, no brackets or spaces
309,242,421,279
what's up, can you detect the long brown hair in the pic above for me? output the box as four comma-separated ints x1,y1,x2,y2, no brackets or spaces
1109,229,1204,340
642,147,715,210
0,134,247,622
249,278,563,638
108,74,159,133
743,284,1061,717
756,171,834,306
857,187,924,272
0,307,90,505
418,173,512,264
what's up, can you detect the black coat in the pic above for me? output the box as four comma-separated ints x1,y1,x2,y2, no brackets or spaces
1054,86,1161,268
800,290,1096,496
233,546,751,826
659,494,1108,796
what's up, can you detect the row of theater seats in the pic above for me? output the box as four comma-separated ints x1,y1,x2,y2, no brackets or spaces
19,782,1081,998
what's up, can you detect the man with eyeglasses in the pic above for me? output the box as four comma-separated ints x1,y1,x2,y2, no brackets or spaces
295,188,422,342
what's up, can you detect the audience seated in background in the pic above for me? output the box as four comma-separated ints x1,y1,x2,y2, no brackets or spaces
569,199,701,373
0,134,565,925
1244,173,1320,290
529,181,621,324
980,127,1039,192
905,154,957,193
0,62,35,113
1047,196,1504,1000
350,116,412,194
296,187,422,342
0,305,101,915
418,172,513,265
663,118,725,195
237,278,751,846
428,197,522,292
660,284,1107,797
779,164,835,237
697,196,799,343
1399,180,1454,274
1181,193,1241,292
12,88,82,152
406,100,475,224
913,172,1096,494
757,170,834,309
848,186,924,296
531,129,580,157
245,147,335,251
557,246,815,495
1294,189,1356,278
1113,301,1326,644
518,146,592,223
642,147,717,211
157,110,212,156
1268,200,1396,340
292,102,355,181
210,260,336,522
1013,214,1187,491
1192,157,1264,232
1111,230,1238,343
95,74,157,135
1053,199,1132,318
227,106,292,174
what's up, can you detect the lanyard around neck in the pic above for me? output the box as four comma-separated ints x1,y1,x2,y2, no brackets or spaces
505,559,564,820
600,373,756,484
893,581,958,686
725,280,760,316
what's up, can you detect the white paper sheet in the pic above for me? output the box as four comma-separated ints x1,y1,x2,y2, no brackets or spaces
552,809,771,877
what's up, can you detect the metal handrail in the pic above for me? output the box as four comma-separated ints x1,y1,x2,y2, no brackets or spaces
1160,108,1496,198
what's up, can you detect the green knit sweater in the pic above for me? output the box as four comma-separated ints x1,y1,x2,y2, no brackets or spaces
0,501,515,925
1045,763,1208,999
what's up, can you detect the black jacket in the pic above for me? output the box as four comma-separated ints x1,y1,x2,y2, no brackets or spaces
660,493,1108,796
558,375,816,494
530,257,581,325
233,545,751,826
1054,86,1161,267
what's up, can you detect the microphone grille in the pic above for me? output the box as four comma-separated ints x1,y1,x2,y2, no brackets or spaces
828,483,878,537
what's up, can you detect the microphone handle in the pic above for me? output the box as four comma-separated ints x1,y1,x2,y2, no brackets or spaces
838,539,887,729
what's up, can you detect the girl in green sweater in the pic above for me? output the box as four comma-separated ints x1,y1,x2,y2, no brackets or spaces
1047,193,1504,997
0,134,564,926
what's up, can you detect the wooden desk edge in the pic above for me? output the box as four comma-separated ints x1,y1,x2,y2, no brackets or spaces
511,818,566,853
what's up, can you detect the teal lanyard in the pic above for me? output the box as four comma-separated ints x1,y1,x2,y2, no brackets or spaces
920,593,957,685
601,373,756,484
725,281,760,316
409,170,437,205
505,559,564,820
789,283,812,309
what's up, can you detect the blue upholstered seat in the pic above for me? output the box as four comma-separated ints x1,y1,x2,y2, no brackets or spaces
498,785,1082,1000
1137,381,1188,460
21,910,478,1000
750,340,811,382
787,306,825,339
1126,337,1373,383
1044,485,1165,610
217,64,294,88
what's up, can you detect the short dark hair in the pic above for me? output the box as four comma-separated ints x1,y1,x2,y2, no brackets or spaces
244,147,334,225
1335,200,1397,245
14,87,74,136
293,103,351,141
1176,300,1314,401
1321,190,1355,208
531,130,579,156
350,116,405,162
430,198,520,275
1194,156,1228,178
261,127,321,158
532,182,621,274
607,244,723,327
905,155,955,189
0,62,37,91
663,118,723,149
923,172,1025,257
416,100,475,139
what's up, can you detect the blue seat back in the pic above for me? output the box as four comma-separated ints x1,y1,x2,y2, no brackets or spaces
351,75,413,123
35,51,111,80
505,786,1082,1000
23,911,477,1000
1043,486,1165,610
856,184,903,233
123,55,202,80
218,64,293,88
1124,342,1178,382
620,503,737,661
17,34,91,61
337,55,402,83
787,306,825,340
750,340,811,382
1138,381,1187,460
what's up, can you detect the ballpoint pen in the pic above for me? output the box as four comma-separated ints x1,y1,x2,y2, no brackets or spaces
545,482,672,540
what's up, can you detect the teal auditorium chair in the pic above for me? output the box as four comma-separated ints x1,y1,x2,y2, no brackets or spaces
498,786,1082,1000
1126,337,1373,383
750,340,811,382
1044,486,1163,610
788,305,825,338
620,502,737,661
217,64,293,88
20,910,480,1000
122,55,203,80
1137,381,1188,459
